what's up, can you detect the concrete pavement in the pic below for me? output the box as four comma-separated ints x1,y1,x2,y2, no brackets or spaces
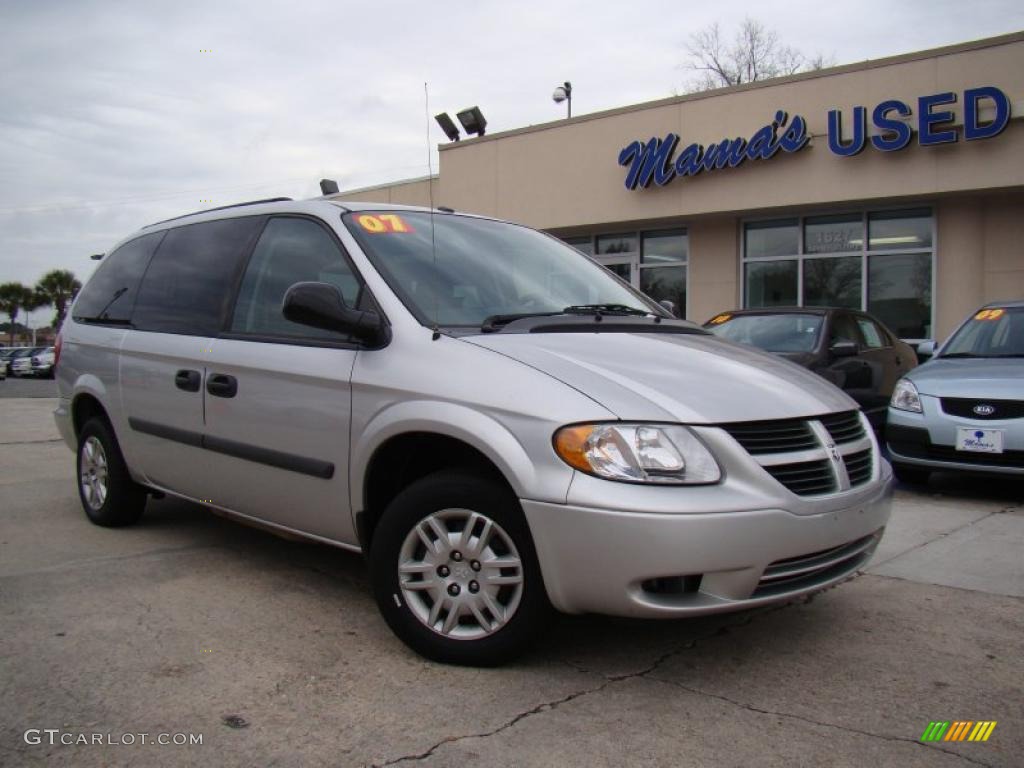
1,398,1021,767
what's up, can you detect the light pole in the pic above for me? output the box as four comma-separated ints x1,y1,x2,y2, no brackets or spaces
552,81,572,118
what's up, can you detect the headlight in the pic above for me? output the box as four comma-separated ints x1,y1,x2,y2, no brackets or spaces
890,378,922,413
553,423,721,484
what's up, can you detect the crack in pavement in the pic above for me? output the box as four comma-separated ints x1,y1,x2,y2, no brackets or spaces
0,543,224,579
644,676,995,768
867,507,1010,570
372,598,808,767
0,438,64,445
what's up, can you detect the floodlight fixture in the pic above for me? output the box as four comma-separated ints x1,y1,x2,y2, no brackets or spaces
456,106,487,137
435,112,461,142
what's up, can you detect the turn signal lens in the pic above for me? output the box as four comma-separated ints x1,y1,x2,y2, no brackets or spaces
553,423,720,485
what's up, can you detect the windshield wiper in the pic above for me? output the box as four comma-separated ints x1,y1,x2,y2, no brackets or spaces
480,312,564,332
938,352,983,358
563,304,651,316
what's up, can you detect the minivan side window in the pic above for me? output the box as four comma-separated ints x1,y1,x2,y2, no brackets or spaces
133,217,263,336
230,217,362,340
72,232,166,324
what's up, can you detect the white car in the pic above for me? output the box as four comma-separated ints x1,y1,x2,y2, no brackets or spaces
31,347,56,378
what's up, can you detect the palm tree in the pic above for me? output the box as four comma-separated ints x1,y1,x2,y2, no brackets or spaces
35,269,82,330
0,282,39,345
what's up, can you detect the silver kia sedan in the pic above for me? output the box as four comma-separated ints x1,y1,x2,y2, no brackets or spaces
887,301,1024,483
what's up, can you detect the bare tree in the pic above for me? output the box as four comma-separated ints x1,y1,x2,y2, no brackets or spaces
682,18,834,92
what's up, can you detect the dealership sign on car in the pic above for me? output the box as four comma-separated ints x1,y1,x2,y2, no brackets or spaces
618,85,1011,191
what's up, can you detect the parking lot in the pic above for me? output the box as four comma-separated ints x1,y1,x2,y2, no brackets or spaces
1,386,1021,767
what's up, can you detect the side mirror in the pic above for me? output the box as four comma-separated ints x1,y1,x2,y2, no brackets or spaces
658,299,678,318
829,340,859,358
915,340,936,360
282,282,388,347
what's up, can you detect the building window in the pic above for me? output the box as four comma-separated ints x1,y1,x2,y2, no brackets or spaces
742,208,933,340
560,229,688,317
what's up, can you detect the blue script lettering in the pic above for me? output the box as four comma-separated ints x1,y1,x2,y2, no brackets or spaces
618,111,808,191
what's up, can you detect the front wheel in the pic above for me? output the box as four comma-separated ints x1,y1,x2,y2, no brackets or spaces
369,471,550,666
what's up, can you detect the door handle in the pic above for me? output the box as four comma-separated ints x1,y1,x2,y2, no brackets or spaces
174,369,201,392
206,373,238,398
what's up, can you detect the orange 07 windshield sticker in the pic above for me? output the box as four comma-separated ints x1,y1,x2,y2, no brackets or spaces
356,213,414,234
709,313,732,325
974,308,1005,321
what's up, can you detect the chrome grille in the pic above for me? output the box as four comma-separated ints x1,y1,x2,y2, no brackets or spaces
843,449,873,487
720,411,875,497
764,460,836,496
819,411,865,444
721,419,818,455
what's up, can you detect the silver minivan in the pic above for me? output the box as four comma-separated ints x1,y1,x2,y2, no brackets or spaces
55,198,893,665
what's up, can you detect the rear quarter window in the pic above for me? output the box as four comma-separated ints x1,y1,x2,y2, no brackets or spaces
72,231,166,324
133,217,263,336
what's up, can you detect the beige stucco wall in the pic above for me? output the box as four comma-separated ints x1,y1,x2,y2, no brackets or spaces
687,217,740,323
934,191,1024,339
333,176,435,207
433,34,1024,229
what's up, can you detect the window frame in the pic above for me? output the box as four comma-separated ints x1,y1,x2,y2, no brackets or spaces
561,227,689,317
740,206,935,342
219,213,380,349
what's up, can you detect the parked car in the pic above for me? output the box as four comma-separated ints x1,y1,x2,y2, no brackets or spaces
55,198,892,665
887,301,1024,483
30,347,56,378
9,347,46,377
703,308,917,429
0,347,30,377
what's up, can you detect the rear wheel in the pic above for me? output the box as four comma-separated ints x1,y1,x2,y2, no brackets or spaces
892,462,930,485
369,470,550,666
77,417,146,527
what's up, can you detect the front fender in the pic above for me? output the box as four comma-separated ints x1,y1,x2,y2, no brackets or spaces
350,400,572,515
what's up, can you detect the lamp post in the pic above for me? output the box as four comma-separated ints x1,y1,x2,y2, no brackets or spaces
552,81,572,118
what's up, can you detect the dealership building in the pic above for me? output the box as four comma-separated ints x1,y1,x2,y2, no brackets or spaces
333,32,1024,342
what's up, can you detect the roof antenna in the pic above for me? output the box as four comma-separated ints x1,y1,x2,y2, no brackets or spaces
425,82,440,341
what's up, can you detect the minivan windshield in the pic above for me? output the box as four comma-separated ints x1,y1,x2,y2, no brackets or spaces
941,307,1024,358
704,313,823,353
343,211,657,327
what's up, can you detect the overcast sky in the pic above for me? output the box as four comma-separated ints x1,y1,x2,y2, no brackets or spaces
2,0,1023,327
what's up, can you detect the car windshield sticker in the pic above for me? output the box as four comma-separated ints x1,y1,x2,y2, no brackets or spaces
709,313,732,325
974,308,1005,321
356,214,414,234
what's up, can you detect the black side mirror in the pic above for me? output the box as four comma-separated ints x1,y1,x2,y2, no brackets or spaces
282,282,388,347
829,340,859,358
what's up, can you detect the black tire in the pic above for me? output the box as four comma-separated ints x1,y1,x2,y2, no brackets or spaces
892,462,930,485
76,417,146,527
369,470,551,666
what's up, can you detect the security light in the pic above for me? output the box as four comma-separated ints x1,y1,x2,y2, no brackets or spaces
552,81,572,118
456,106,487,137
435,112,461,142
319,179,339,195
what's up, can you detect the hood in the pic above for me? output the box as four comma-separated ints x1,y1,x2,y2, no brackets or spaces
907,357,1024,399
464,331,856,424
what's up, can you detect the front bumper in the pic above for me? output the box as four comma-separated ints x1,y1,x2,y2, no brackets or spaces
887,399,1024,476
522,467,892,617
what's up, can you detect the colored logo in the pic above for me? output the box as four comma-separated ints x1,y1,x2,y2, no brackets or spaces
920,721,997,742
972,404,996,416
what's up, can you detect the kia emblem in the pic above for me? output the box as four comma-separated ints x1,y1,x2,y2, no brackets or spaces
973,404,996,416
